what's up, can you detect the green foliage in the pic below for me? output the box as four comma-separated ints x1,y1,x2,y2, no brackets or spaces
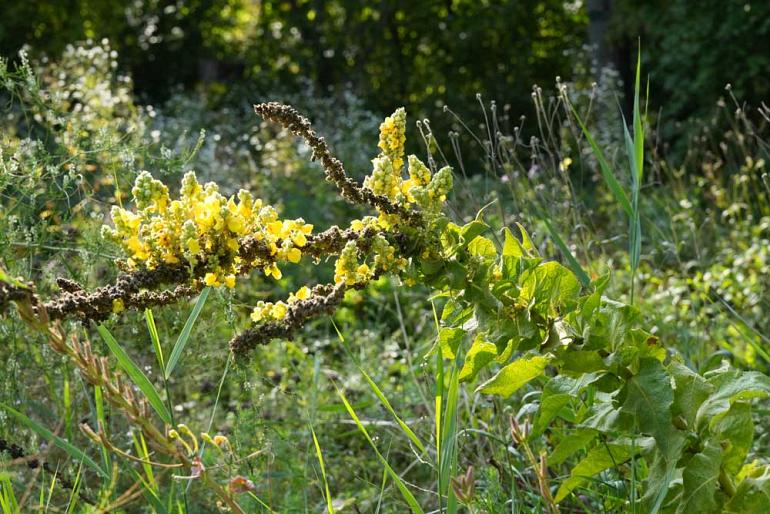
2,34,770,514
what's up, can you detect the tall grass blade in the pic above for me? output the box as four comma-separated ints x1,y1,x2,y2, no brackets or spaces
97,324,173,425
569,104,632,217
64,464,82,514
440,364,460,514
311,425,335,514
130,467,168,514
337,389,424,513
145,308,165,370
334,326,427,455
94,386,112,471
165,287,210,379
0,403,108,479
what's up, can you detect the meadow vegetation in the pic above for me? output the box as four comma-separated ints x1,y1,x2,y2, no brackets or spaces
2,36,770,513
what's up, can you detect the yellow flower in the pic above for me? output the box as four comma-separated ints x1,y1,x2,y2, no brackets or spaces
286,247,302,263
223,275,236,288
227,215,245,234
267,221,283,235
271,302,288,320
187,238,201,255
112,299,125,313
204,273,219,286
264,263,282,280
295,286,311,300
292,232,307,247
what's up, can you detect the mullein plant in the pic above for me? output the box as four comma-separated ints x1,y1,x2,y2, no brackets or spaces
22,103,452,357
0,104,453,509
4,103,770,512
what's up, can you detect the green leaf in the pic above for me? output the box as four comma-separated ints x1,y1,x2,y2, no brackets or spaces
532,373,602,436
555,443,636,502
622,359,674,440
458,335,497,383
549,428,598,466
165,287,210,379
519,261,580,317
540,216,590,287
503,227,525,258
678,440,723,514
460,220,488,246
670,361,712,428
725,467,770,512
697,371,770,432
515,223,537,254
467,236,496,260
476,355,550,397
712,402,754,476
437,327,465,360
0,403,108,479
97,325,172,425
622,359,686,512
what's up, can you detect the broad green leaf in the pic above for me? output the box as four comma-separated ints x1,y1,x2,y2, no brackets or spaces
532,373,602,436
459,220,488,246
555,443,636,502
519,261,580,317
0,403,108,479
712,402,754,475
476,355,550,397
97,325,172,425
165,287,210,379
623,359,685,512
670,361,712,428
437,327,465,360
458,336,497,383
678,440,723,514
581,398,623,432
467,236,496,260
503,227,525,258
549,428,598,466
725,467,770,512
697,371,770,432
515,223,537,254
560,351,606,374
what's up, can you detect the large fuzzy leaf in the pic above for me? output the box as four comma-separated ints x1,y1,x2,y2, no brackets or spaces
476,355,549,397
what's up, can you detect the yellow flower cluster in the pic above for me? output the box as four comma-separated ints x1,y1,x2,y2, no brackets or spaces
102,170,313,288
363,108,452,212
371,234,408,275
334,241,374,286
250,286,311,322
378,107,406,172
